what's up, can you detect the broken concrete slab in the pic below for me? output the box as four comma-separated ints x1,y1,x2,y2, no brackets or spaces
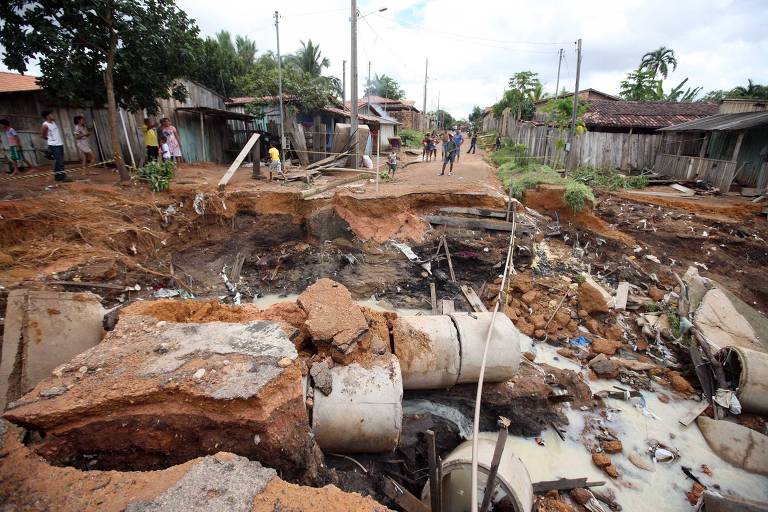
0,290,105,409
3,315,317,476
697,416,768,476
0,420,388,512
694,288,760,350
297,278,369,359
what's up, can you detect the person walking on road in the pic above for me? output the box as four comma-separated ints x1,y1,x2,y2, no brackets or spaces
467,132,477,154
453,130,464,161
439,132,457,176
41,111,70,182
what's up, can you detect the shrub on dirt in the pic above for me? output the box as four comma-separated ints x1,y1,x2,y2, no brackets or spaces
571,166,648,190
564,181,596,212
499,164,565,199
399,129,425,148
490,142,529,168
137,160,175,192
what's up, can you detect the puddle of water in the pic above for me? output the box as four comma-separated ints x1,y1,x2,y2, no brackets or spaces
507,342,768,511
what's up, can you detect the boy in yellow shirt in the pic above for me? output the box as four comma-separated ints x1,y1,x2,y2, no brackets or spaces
268,142,283,179
143,118,159,163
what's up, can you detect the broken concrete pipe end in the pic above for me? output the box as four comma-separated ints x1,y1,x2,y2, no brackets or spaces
393,312,522,390
421,433,534,512
717,345,768,416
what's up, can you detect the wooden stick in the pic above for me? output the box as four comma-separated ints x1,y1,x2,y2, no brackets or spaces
430,282,438,315
382,477,430,512
218,133,260,190
426,430,441,512
479,417,510,512
532,478,606,493
441,235,456,282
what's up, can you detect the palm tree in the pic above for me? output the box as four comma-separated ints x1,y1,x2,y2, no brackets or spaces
527,83,549,102
235,35,257,68
730,79,768,99
639,46,677,79
287,39,329,76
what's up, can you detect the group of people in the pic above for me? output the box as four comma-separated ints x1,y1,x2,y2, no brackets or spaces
419,130,478,176
142,117,183,165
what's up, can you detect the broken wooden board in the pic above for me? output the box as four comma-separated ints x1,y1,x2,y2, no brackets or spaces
614,282,629,310
218,133,260,190
381,477,430,512
532,478,605,494
678,400,710,427
439,207,510,219
670,183,696,195
425,215,532,234
440,300,455,314
287,121,309,167
461,285,488,312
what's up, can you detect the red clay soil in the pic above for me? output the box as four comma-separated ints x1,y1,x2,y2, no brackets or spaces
252,479,392,512
614,188,762,223
523,185,635,245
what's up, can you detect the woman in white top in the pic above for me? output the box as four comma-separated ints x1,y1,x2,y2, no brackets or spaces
41,110,69,182
73,115,94,169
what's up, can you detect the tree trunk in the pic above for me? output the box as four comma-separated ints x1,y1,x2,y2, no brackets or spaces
105,13,129,182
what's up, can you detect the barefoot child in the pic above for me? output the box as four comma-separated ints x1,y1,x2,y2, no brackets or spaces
387,151,397,177
1,119,26,175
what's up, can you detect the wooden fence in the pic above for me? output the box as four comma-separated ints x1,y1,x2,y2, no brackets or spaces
655,154,739,191
499,116,663,171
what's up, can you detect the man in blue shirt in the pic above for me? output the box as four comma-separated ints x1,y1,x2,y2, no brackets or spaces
440,132,457,176
453,131,464,161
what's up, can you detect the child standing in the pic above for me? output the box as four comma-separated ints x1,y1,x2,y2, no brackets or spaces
0,119,33,175
73,116,95,168
387,152,397,177
160,136,171,162
143,118,159,163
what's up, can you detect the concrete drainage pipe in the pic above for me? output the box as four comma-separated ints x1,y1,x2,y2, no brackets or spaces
394,313,521,389
421,433,534,512
311,354,403,453
718,345,768,416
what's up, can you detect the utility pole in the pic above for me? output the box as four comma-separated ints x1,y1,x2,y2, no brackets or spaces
274,11,287,168
342,60,346,105
423,59,428,118
367,60,371,113
554,48,563,97
567,38,582,173
350,0,359,169
437,90,441,130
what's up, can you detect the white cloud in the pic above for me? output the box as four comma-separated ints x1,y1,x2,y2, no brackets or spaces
4,0,767,119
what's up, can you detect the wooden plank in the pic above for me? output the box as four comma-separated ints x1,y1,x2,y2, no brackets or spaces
678,400,709,427
41,280,128,290
425,215,531,234
440,300,455,314
438,207,509,219
381,478,430,512
430,283,438,315
218,133,260,190
532,478,605,494
441,235,456,282
670,183,696,195
461,285,488,312
426,430,442,512
614,282,629,310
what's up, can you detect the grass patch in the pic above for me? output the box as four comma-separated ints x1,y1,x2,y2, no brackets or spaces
498,164,565,200
571,166,648,190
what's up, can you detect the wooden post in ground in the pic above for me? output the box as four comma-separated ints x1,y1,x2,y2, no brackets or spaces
426,430,442,512
218,133,260,190
479,417,511,512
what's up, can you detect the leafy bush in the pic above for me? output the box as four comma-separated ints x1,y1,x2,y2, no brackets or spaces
137,160,175,192
379,169,392,181
571,167,648,190
564,181,596,212
399,129,425,148
498,164,566,199
490,142,530,168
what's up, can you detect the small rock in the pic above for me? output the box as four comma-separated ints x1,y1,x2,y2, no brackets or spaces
310,360,333,396
668,371,695,394
78,366,88,374
193,368,206,380
523,352,536,362
156,320,167,328
591,359,620,379
534,329,546,339
570,488,592,506
52,365,66,378
516,319,535,337
532,314,547,330
578,309,589,319
557,347,576,359
657,393,670,404
628,452,654,471
603,464,619,479
601,440,623,453
521,290,538,305
592,452,611,468
591,338,622,356
687,482,705,505
40,386,67,398
578,275,613,314
277,357,292,368
648,287,666,301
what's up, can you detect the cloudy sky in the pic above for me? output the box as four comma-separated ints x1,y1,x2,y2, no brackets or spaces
3,0,767,119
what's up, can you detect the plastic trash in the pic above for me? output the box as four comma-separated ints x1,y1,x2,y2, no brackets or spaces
653,448,675,463
193,193,205,215
570,336,591,347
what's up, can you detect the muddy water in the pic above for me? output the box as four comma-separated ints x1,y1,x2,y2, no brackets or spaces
515,343,768,510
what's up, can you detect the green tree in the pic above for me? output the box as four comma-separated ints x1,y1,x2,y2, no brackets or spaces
730,79,768,99
639,46,677,79
430,109,455,129
364,73,405,100
492,89,534,119
665,77,701,102
286,39,329,77
701,90,729,102
620,69,660,101
543,97,588,132
191,31,258,97
528,82,549,102
508,71,540,95
0,0,200,181
468,105,483,125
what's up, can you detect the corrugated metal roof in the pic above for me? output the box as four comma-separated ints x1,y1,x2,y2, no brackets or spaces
0,71,41,93
584,100,718,129
658,111,768,131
